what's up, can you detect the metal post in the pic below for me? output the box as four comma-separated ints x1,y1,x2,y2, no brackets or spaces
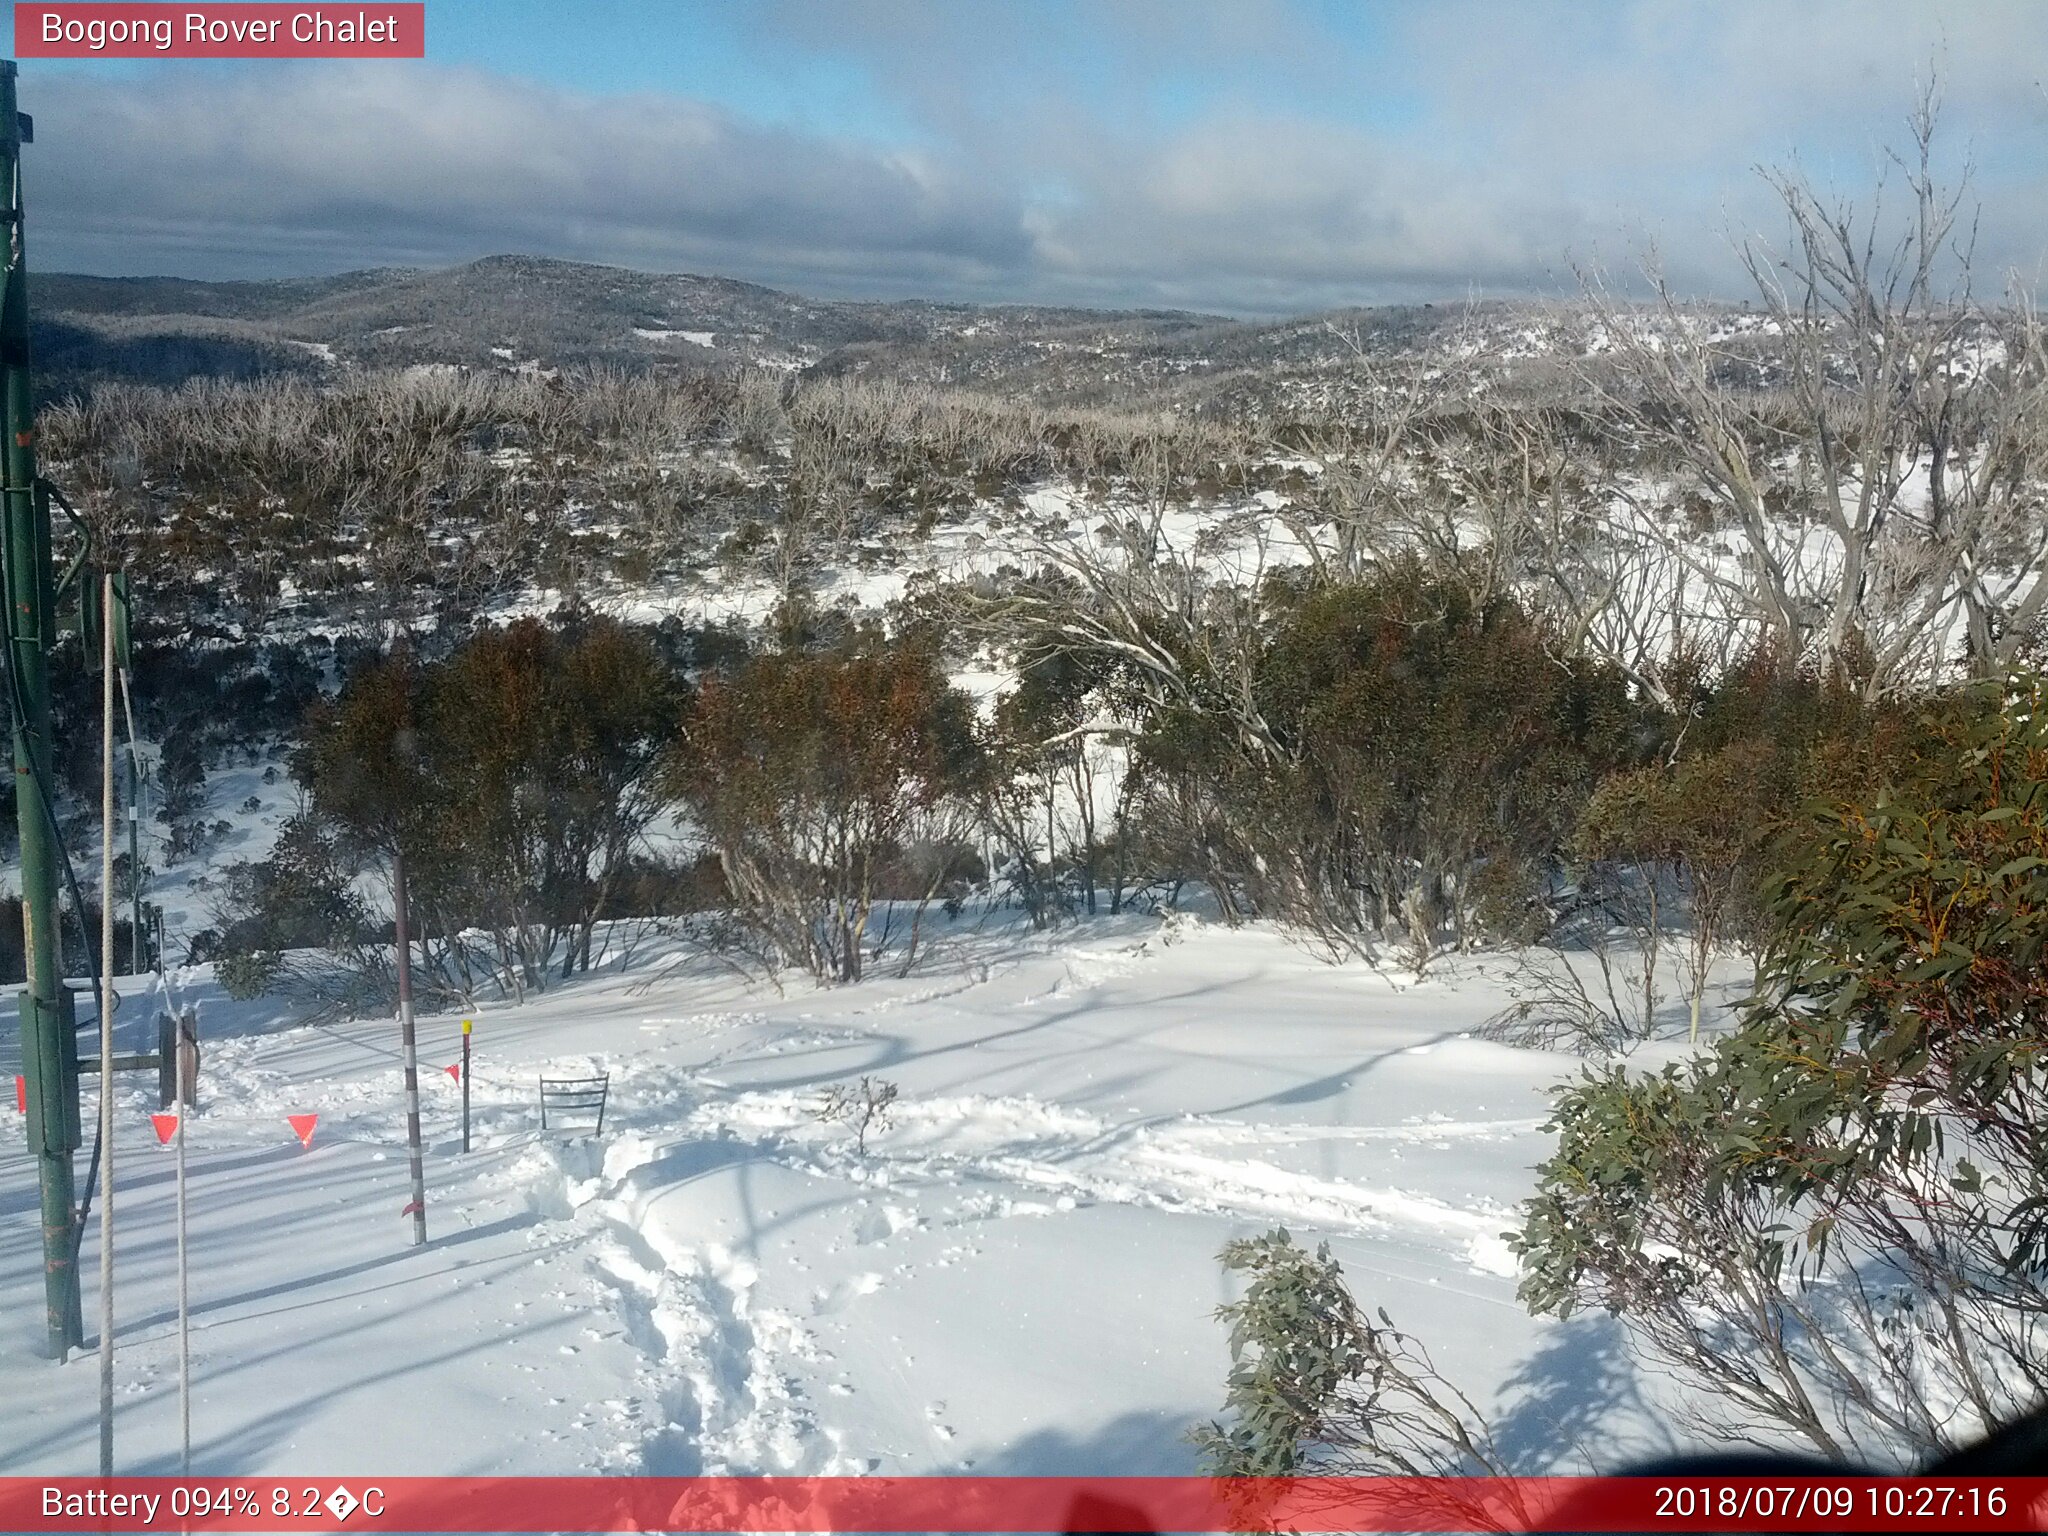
392,850,427,1245
460,1017,471,1154
113,577,139,975
0,60,82,1361
177,1006,197,1108
97,569,115,1475
175,1083,189,1473
126,749,140,971
156,1011,174,1109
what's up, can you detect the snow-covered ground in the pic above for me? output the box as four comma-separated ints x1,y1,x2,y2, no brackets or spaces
0,913,1704,1478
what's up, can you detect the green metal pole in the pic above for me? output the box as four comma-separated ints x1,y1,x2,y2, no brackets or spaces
1,59,82,1360
116,572,140,975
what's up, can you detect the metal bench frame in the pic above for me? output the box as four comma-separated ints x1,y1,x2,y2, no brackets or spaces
538,1072,610,1134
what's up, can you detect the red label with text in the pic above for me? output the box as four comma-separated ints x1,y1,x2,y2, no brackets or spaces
16,4,424,58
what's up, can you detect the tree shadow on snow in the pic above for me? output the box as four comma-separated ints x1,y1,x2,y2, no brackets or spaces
949,1407,1201,1477
1489,1311,1677,1472
1207,1028,1468,1119
939,1412,1204,1533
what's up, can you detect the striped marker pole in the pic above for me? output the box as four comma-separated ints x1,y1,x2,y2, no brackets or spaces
392,851,427,1246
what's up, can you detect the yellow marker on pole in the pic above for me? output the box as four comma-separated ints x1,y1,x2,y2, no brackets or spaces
460,1020,472,1154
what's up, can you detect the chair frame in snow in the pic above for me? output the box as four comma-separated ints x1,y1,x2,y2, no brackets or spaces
538,1071,610,1134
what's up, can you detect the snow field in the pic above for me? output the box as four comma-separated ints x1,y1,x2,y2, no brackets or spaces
1,915,1687,1477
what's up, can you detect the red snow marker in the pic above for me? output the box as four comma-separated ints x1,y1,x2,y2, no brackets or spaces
400,1199,422,1217
12,1074,21,1114
444,1063,460,1082
288,1113,319,1149
151,1112,179,1146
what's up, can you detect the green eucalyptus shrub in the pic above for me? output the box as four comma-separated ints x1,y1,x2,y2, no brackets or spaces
1515,674,2048,1464
1193,1228,1508,1480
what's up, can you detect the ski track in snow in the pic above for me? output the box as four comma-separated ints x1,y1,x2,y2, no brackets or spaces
459,1049,1538,1473
426,1074,1534,1475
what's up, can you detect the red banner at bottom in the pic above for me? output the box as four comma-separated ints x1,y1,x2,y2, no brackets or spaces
6,1475,2048,1533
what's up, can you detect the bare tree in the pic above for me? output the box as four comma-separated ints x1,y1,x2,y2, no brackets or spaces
1580,86,2048,697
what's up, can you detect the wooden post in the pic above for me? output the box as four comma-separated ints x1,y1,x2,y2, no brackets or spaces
461,1018,471,1154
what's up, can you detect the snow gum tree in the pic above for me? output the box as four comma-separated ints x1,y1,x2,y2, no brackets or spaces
1581,95,2048,698
426,617,680,983
1573,746,1772,1043
268,616,678,1008
665,644,981,983
1138,561,1642,963
206,811,379,1007
977,643,1142,923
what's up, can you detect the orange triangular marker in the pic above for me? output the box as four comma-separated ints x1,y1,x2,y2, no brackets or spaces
444,1063,460,1082
151,1113,179,1146
288,1113,318,1149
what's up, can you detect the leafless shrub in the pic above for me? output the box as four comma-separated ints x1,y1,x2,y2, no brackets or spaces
816,1076,899,1156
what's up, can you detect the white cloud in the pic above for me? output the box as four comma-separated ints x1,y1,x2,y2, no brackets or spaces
31,63,1031,287
23,3,2048,314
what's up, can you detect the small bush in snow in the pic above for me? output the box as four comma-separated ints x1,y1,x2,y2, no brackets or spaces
1193,1228,1516,1524
816,1076,899,1156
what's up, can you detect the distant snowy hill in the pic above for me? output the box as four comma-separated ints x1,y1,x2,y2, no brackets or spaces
32,256,1227,389
33,253,1690,411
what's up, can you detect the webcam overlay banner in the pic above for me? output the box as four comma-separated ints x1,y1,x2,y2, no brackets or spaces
6,1477,2048,1532
15,4,423,57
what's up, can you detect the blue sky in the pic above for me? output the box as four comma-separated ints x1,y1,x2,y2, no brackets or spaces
424,4,928,141
420,3,1422,144
15,1,2048,314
